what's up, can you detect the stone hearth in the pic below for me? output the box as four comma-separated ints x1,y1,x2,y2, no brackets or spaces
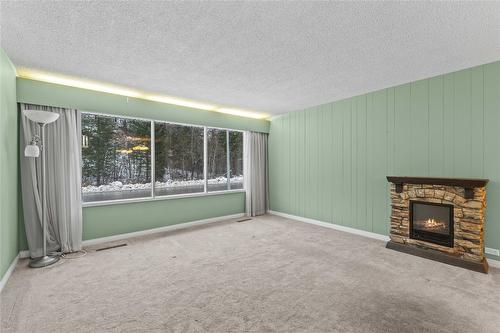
386,176,489,273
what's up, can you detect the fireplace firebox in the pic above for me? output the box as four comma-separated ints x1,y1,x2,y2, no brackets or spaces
410,201,454,248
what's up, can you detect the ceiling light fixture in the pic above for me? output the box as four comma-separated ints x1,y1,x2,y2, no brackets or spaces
17,67,269,120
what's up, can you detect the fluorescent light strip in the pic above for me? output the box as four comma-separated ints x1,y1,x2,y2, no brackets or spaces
144,94,217,112
16,68,269,120
17,68,142,98
218,108,268,119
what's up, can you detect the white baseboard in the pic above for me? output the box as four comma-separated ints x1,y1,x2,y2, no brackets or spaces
268,210,390,242
268,210,500,270
488,258,500,269
82,213,245,247
0,254,19,294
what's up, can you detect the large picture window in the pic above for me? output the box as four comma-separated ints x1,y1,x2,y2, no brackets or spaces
81,113,244,204
81,114,152,202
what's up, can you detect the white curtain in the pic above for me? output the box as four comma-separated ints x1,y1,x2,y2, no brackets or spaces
244,131,268,216
20,103,82,257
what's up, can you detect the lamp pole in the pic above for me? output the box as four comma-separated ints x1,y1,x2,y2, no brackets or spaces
29,122,60,268
41,124,47,259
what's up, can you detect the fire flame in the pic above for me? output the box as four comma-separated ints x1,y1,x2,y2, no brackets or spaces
424,218,445,228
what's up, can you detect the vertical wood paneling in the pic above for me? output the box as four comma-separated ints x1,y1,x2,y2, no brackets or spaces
332,103,341,224
304,107,311,218
394,84,411,175
372,90,389,235
428,76,444,176
313,107,321,220
350,100,358,228
271,117,278,211
300,110,306,217
365,93,374,231
410,80,429,175
442,74,455,175
321,105,331,222
386,88,396,232
268,61,500,256
387,88,395,175
340,100,352,226
483,61,500,253
326,104,334,223
454,70,472,177
470,67,484,177
354,96,366,230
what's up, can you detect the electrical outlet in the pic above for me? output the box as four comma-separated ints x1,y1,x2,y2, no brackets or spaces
485,247,500,256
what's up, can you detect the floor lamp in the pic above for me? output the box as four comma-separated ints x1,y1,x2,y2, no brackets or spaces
23,109,61,268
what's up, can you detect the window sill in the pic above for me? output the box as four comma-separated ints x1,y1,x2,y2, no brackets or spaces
82,189,246,208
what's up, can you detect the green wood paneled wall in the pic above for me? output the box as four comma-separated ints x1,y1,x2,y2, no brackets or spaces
269,61,500,259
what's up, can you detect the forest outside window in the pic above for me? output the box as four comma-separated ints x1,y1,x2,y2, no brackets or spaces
206,129,243,191
228,131,244,190
81,114,152,202
81,112,244,204
154,122,204,196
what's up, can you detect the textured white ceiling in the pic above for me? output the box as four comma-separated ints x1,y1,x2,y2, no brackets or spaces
1,2,500,115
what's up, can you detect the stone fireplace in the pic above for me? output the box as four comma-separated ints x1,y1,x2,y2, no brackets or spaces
386,176,489,273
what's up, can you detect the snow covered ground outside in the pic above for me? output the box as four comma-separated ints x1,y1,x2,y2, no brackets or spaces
82,176,243,193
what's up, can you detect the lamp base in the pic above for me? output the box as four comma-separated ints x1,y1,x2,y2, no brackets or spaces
29,254,60,268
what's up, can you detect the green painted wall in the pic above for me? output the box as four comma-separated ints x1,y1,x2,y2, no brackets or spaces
269,61,500,260
83,192,245,240
16,78,270,133
16,77,255,249
0,49,19,279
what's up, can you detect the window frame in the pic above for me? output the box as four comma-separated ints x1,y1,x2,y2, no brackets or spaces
81,111,245,207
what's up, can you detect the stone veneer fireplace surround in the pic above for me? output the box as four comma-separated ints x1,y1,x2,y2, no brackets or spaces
386,176,489,273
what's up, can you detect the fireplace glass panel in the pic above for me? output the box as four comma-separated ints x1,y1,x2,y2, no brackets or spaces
410,201,454,247
412,203,450,235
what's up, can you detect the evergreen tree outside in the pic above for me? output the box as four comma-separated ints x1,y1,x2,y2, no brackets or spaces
82,114,151,201
154,122,204,196
81,113,244,202
229,131,244,189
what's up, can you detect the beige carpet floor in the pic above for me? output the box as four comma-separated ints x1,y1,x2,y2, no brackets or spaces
1,214,500,333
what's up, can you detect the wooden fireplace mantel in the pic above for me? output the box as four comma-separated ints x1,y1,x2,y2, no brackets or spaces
387,176,489,199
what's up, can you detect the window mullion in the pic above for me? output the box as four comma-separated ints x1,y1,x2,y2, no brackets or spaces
204,127,208,193
150,121,155,198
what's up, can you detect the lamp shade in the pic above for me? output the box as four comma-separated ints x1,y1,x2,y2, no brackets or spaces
23,109,59,124
24,144,40,157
